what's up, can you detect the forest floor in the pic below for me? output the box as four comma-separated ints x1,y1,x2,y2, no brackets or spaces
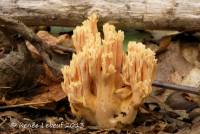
0,26,200,134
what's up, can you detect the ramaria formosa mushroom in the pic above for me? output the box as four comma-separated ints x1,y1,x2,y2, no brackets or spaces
61,14,157,128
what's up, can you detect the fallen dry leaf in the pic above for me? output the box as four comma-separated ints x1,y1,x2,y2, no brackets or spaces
0,63,66,108
37,31,73,48
156,41,193,84
0,84,66,109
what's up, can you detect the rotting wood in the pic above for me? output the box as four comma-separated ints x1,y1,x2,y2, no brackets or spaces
0,16,62,74
1,0,200,31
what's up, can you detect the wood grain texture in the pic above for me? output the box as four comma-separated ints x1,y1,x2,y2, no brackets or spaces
0,0,200,31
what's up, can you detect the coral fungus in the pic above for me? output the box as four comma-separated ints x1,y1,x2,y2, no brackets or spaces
61,14,157,128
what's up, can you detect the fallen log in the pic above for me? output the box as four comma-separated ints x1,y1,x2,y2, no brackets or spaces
1,0,200,31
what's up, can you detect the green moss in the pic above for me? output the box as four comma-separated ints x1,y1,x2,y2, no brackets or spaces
123,30,152,52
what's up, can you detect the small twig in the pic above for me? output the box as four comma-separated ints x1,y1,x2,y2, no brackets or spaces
0,101,51,110
0,87,11,89
51,45,75,53
152,80,200,95
0,118,7,127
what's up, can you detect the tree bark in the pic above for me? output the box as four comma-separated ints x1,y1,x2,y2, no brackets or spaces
0,0,200,31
